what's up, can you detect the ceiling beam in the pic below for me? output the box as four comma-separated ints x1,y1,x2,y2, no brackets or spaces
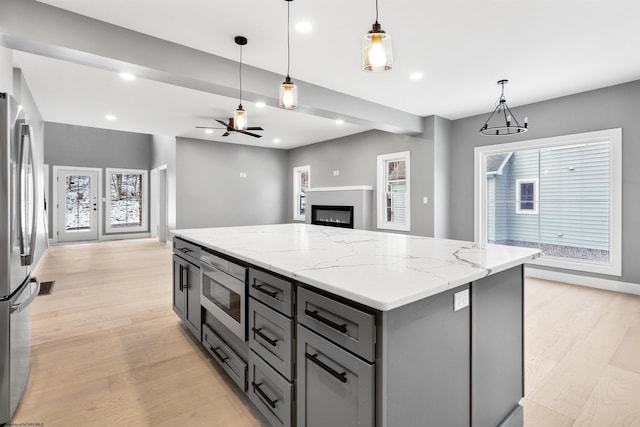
0,0,424,135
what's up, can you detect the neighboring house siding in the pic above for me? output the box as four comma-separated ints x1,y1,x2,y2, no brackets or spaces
492,143,609,251
487,178,495,241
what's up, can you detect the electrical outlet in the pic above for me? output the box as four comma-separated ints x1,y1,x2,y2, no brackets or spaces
423,196,429,204
239,172,247,178
333,170,340,176
454,289,469,311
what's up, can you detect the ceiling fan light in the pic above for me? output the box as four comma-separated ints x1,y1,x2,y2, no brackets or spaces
234,105,247,131
279,76,298,109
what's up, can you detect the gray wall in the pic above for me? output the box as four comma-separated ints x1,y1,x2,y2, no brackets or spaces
44,122,153,237
288,129,435,237
433,116,452,238
0,46,12,91
450,80,640,284
151,134,177,234
175,138,288,229
12,68,47,266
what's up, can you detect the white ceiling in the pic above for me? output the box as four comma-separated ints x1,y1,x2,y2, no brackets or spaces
11,0,640,147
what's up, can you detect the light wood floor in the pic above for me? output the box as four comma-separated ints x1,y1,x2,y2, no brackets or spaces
11,239,640,426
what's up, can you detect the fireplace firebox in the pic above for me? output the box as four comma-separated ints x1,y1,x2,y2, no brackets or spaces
311,205,354,229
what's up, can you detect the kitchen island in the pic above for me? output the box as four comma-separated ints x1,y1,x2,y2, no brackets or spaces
172,223,540,427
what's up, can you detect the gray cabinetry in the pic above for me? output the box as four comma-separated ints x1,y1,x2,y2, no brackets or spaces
249,351,294,427
296,324,374,427
472,266,524,427
172,237,201,339
247,267,295,427
297,287,375,362
203,323,248,391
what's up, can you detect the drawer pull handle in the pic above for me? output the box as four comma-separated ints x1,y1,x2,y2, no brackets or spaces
252,283,280,299
252,327,278,347
305,353,347,383
210,346,229,363
251,382,278,409
304,309,348,333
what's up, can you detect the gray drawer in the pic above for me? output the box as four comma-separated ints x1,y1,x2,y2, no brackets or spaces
249,298,294,381
249,269,293,317
249,351,293,427
297,287,375,362
173,238,201,264
202,324,247,391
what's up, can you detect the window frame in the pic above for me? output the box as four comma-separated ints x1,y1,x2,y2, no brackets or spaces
293,165,310,221
105,168,148,233
474,128,622,276
515,178,539,215
377,151,411,232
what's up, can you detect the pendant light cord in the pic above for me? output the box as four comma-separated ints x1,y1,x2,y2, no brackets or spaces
375,0,379,23
287,0,291,77
239,45,243,105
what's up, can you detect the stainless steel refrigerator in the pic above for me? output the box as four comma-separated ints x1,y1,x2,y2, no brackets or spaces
0,92,40,424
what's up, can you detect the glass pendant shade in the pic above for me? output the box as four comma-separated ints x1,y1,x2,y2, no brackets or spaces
363,23,392,71
279,76,298,109
234,105,247,131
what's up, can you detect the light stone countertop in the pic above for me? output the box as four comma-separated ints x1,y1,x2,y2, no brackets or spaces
173,223,541,311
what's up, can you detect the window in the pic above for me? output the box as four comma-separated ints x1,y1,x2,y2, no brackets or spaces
475,129,622,276
515,178,538,214
377,151,410,231
106,168,148,233
293,165,310,221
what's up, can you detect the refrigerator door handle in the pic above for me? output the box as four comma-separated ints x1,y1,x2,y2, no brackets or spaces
10,277,41,314
18,123,37,266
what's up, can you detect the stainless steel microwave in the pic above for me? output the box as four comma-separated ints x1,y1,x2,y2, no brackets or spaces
200,252,247,341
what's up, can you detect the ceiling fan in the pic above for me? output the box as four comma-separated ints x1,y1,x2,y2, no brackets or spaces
196,118,264,138
197,36,264,139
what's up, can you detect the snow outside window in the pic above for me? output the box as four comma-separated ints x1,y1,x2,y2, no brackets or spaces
377,151,410,231
293,165,310,221
106,168,148,233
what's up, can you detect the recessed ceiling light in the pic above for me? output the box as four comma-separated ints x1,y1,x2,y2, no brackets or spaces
335,119,344,125
296,22,312,33
256,101,266,108
119,72,136,81
409,72,423,81
273,138,281,143
105,114,117,121
205,129,214,134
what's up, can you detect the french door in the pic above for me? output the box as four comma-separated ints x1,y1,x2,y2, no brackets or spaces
56,167,99,242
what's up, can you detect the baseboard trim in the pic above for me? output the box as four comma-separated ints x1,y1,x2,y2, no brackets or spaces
525,266,640,296
99,232,151,241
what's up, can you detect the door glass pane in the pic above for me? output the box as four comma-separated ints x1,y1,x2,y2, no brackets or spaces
65,175,91,231
110,173,143,228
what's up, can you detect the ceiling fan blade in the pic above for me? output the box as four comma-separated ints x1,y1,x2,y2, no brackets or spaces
246,127,264,131
221,132,230,137
215,119,230,127
196,126,225,129
239,130,262,138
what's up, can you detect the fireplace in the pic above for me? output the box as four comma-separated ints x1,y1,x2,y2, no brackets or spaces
311,205,354,229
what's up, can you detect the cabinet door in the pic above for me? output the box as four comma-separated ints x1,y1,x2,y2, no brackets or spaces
297,325,374,427
184,261,202,339
172,255,186,320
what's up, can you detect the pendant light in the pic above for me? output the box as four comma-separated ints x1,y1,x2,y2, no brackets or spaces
479,80,529,136
279,0,297,109
363,0,392,71
233,36,248,131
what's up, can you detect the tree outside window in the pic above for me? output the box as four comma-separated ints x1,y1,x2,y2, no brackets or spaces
106,168,148,233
